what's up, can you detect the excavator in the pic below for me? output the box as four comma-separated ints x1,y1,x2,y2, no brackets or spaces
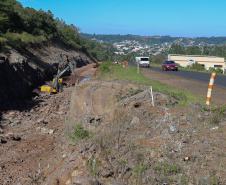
41,62,74,93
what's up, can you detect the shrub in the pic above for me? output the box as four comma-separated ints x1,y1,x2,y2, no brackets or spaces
69,123,94,143
208,67,216,73
187,62,205,71
3,31,25,49
87,154,99,177
215,68,223,74
99,60,113,73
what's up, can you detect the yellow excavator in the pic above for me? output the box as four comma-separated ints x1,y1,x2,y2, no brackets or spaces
41,62,74,93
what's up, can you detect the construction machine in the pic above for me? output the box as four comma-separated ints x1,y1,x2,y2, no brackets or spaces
41,62,74,93
92,62,102,68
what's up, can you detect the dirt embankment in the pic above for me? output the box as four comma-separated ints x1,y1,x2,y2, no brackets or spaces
0,64,225,185
42,76,226,185
0,41,97,104
0,64,96,185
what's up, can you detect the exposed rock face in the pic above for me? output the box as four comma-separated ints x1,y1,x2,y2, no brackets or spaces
0,42,97,104
0,54,54,103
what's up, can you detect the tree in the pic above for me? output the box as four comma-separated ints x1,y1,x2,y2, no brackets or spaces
202,45,212,55
0,0,22,33
150,53,167,64
185,46,201,55
168,44,185,54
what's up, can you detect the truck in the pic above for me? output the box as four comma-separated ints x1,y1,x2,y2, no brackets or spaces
135,57,150,67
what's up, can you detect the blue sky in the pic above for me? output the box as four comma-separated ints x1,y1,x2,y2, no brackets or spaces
17,0,226,37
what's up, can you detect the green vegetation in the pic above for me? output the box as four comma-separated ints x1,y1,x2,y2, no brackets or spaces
81,33,226,46
69,124,94,143
98,65,205,107
81,33,177,45
180,177,189,185
0,0,115,62
169,44,226,59
202,105,226,125
87,154,99,178
169,44,202,55
119,158,127,167
203,105,226,115
99,60,113,73
153,161,181,175
133,161,147,182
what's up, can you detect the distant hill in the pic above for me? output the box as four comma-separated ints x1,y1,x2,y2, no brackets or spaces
80,33,226,45
80,33,178,44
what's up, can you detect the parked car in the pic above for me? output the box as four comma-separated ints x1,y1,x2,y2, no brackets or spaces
162,61,178,71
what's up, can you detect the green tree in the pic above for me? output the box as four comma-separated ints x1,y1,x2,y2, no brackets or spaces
150,53,167,64
168,44,185,54
202,45,212,55
0,0,22,34
185,46,201,55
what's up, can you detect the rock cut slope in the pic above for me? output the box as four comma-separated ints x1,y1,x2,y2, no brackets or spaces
0,41,97,104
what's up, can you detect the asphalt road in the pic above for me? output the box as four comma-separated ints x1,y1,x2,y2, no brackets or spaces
128,61,226,88
148,67,226,88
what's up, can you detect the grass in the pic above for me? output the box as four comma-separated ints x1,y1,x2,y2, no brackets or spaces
98,65,205,107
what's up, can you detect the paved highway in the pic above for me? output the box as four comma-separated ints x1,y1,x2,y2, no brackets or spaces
148,67,226,87
129,63,226,88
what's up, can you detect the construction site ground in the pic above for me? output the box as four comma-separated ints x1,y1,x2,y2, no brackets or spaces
0,64,225,184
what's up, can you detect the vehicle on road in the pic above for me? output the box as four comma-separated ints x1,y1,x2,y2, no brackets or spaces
162,61,178,71
114,61,119,65
135,57,150,67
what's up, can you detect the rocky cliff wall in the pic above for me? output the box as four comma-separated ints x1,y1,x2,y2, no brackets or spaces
0,42,97,104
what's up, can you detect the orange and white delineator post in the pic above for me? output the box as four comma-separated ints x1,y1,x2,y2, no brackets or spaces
206,72,216,105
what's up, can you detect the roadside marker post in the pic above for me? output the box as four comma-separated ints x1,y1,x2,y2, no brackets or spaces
122,61,125,68
206,72,216,105
150,86,154,106
137,62,139,73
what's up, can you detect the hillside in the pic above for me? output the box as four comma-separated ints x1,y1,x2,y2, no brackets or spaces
0,1,225,185
81,33,226,45
0,41,97,104
1,64,225,185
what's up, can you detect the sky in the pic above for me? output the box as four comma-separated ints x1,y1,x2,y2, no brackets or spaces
17,0,226,37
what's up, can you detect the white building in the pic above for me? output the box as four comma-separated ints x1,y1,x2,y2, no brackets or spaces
168,54,225,70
